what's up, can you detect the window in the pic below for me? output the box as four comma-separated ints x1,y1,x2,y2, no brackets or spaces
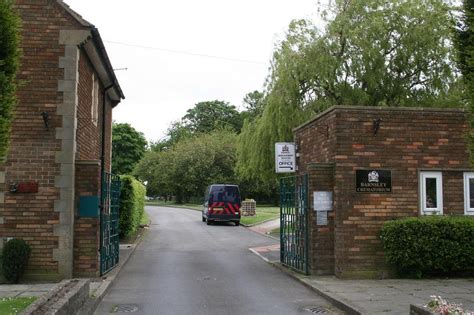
91,73,99,126
463,172,474,215
419,172,443,215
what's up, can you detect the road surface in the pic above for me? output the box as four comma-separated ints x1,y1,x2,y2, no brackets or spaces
94,206,342,315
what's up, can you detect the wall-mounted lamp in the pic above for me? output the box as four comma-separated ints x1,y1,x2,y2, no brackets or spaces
41,112,50,130
373,118,382,135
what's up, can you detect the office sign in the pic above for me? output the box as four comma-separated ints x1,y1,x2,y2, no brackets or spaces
275,143,296,173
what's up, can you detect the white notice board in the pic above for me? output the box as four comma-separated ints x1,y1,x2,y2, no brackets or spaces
313,191,333,211
275,143,296,173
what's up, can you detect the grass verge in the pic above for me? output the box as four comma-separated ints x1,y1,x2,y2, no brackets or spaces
140,210,150,225
240,207,279,226
0,297,36,315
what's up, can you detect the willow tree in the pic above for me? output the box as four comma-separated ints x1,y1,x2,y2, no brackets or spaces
237,0,458,185
0,0,21,160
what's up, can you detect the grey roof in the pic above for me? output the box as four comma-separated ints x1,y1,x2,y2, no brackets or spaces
56,0,93,28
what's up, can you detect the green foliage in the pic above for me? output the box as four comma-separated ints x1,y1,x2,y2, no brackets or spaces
134,129,238,203
455,0,474,164
150,121,193,152
2,239,31,283
150,100,242,154
182,100,243,134
119,175,146,239
238,0,459,185
380,216,474,278
112,123,147,175
0,0,21,160
241,90,266,121
456,0,474,87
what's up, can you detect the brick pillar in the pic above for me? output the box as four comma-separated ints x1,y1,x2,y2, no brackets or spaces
307,163,335,275
74,160,101,277
53,29,91,279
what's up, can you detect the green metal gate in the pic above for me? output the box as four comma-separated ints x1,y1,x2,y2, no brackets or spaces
280,174,309,275
100,172,121,275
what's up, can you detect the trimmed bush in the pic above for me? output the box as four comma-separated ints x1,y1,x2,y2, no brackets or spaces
119,175,146,239
2,239,31,283
380,216,474,278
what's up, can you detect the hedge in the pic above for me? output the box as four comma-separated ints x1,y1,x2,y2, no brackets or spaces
119,175,146,239
380,216,474,278
0,0,21,160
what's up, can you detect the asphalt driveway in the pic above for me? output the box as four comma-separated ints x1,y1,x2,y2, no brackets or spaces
94,206,342,315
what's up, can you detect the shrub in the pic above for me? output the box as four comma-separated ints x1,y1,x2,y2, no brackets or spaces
380,216,474,278
0,0,21,160
119,175,146,239
2,239,31,283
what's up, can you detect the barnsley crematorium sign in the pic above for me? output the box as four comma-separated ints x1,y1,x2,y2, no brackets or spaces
356,170,392,193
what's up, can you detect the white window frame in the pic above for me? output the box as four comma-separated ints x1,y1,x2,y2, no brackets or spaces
463,172,474,215
419,171,443,215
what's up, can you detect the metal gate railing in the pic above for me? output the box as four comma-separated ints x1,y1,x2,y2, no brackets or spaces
280,174,309,275
100,172,121,275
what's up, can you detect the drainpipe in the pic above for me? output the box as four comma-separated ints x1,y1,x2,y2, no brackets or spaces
101,84,115,185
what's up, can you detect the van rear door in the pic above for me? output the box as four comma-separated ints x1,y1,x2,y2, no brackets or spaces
209,185,241,216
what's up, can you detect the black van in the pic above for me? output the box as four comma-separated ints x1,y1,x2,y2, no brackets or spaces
202,184,241,226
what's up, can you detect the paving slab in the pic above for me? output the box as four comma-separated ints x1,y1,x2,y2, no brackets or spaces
0,283,59,298
248,243,474,314
300,276,474,314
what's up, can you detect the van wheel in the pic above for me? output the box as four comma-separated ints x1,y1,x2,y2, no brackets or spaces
202,216,206,222
235,221,240,226
206,220,212,225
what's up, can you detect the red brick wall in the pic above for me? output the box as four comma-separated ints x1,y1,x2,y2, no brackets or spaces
75,49,113,172
443,171,465,215
296,110,337,171
0,1,86,278
74,162,100,277
76,51,103,161
307,165,335,275
295,106,470,278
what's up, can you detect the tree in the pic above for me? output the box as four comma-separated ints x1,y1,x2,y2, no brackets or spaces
241,90,266,122
149,120,193,152
456,0,474,163
112,123,147,175
237,0,458,184
0,0,20,160
457,0,474,89
182,100,243,134
134,129,238,203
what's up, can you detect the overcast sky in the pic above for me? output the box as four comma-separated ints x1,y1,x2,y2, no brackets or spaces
64,0,325,142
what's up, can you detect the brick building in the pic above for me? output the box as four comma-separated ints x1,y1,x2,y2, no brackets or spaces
293,106,471,278
0,1,124,280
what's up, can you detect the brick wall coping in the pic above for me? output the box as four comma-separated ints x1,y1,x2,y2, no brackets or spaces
76,160,101,166
293,105,467,132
